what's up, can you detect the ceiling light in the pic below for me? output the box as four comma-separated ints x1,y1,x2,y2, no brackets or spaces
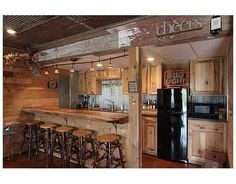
54,65,59,74
147,57,154,62
108,58,113,69
90,62,95,71
96,63,103,67
6,29,16,35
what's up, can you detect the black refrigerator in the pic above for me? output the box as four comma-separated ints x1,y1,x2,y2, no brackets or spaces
157,88,188,163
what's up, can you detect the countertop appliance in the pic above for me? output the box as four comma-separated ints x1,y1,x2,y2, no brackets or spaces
157,88,188,163
188,103,226,120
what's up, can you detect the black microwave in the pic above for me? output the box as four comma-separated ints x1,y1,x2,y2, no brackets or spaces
188,103,226,120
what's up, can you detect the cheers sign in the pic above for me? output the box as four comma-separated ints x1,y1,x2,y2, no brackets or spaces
164,70,187,87
156,18,202,37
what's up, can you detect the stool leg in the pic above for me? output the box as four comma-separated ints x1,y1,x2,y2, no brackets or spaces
50,130,57,166
117,143,125,168
106,143,112,168
20,126,27,156
28,126,32,160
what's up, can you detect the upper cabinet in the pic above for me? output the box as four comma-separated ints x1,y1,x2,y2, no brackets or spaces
190,58,224,95
78,71,87,94
78,71,101,95
122,64,162,94
148,64,162,94
142,65,149,94
122,68,129,94
96,68,121,80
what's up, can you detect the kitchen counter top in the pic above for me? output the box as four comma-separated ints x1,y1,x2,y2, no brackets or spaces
22,106,128,124
188,117,227,123
142,109,157,116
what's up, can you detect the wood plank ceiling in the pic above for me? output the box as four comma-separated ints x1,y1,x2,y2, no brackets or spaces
3,15,140,52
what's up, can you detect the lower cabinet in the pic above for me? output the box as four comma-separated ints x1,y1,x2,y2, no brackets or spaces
188,119,226,165
142,116,157,155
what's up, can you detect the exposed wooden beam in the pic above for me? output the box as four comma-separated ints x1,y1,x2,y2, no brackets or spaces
37,16,233,63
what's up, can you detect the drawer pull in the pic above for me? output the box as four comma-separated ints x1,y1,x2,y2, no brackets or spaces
199,126,204,129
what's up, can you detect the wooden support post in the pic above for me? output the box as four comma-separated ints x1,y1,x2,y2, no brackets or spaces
127,47,142,168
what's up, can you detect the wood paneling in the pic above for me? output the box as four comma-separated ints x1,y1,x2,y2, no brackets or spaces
148,64,162,94
122,67,129,94
142,65,148,94
3,67,61,122
227,42,233,167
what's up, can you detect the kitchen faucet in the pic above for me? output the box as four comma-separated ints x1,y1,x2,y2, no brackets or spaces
105,99,115,112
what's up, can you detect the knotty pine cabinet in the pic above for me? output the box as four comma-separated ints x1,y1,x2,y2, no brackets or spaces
78,71,101,95
190,57,224,95
148,64,162,94
122,64,162,94
122,68,129,94
188,119,226,165
96,68,121,80
142,116,157,155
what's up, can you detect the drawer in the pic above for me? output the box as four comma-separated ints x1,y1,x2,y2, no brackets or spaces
189,120,225,132
205,150,226,163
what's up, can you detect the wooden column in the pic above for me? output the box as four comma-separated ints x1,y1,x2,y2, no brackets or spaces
127,47,142,168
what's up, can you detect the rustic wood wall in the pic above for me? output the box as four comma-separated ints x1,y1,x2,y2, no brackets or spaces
3,64,69,158
3,66,59,122
227,42,233,168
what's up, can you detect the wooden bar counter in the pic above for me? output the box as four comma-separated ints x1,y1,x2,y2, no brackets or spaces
21,106,129,167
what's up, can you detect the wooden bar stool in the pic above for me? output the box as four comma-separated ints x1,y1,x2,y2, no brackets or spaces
71,129,95,167
51,126,74,167
35,123,57,167
94,134,125,168
20,120,43,160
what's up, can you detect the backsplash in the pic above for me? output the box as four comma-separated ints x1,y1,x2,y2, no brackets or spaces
190,95,227,105
95,79,129,110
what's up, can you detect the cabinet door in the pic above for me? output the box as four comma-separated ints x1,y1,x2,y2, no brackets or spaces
96,70,106,80
190,58,224,95
188,129,205,164
106,68,121,79
142,116,157,155
86,71,94,93
78,72,86,94
149,64,162,94
122,67,129,94
142,66,148,94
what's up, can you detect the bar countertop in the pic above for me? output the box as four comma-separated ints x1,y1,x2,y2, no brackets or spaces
22,106,129,124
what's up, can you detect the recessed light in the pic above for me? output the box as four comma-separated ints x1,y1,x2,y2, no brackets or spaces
6,29,16,35
96,63,103,67
147,57,154,62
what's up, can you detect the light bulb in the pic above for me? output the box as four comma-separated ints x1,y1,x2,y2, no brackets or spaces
44,70,49,75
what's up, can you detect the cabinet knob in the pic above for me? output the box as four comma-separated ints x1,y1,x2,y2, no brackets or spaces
205,80,208,85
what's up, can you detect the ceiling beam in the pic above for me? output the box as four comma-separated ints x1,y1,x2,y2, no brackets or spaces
37,16,233,63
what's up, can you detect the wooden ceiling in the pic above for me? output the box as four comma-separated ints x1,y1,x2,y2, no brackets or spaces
3,15,140,52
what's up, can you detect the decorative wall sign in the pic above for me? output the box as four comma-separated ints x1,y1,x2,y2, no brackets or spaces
128,81,139,93
156,18,202,37
48,80,57,89
164,70,187,87
210,15,222,36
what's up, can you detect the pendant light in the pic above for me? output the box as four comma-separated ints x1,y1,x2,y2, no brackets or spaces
108,58,113,69
90,61,95,71
70,63,75,73
54,65,59,74
44,67,49,75
96,56,103,67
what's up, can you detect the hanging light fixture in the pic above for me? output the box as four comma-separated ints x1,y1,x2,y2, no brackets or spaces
108,58,113,69
54,65,59,74
90,61,95,71
70,63,75,73
44,67,49,75
96,56,103,67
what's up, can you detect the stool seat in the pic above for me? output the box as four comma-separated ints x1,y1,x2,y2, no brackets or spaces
97,134,120,143
21,120,42,126
56,126,73,133
72,130,93,137
40,123,57,129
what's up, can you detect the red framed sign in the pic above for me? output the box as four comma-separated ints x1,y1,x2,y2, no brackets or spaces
164,70,187,87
